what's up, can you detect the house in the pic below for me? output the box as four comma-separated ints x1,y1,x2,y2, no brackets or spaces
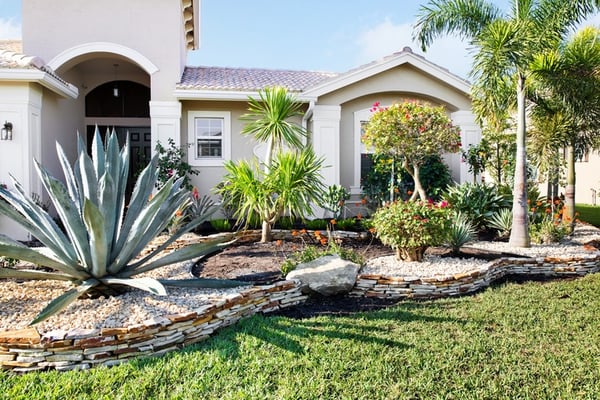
0,0,481,241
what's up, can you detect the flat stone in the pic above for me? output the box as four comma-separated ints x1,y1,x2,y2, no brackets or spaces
0,327,40,345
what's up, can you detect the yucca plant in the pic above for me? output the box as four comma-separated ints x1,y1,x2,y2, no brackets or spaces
446,211,477,254
488,208,513,240
0,129,247,325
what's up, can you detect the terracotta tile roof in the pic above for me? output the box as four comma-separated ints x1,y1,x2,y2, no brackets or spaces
0,47,70,86
0,40,23,53
177,66,338,92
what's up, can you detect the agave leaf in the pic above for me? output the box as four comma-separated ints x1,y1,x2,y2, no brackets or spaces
108,178,186,272
57,142,83,213
78,150,99,206
159,278,250,288
100,277,167,296
122,237,234,277
29,278,100,325
98,172,117,254
0,184,77,264
0,268,75,281
35,160,93,270
91,127,106,180
0,235,88,279
128,210,222,271
113,157,157,255
82,198,108,278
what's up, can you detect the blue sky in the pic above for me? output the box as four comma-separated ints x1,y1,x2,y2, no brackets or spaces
1,0,598,79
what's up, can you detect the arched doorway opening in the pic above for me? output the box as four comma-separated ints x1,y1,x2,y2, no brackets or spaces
85,79,151,197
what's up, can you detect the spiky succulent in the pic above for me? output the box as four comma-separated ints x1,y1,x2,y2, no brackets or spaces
0,128,246,325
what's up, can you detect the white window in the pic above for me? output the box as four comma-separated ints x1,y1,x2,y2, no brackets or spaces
188,111,231,166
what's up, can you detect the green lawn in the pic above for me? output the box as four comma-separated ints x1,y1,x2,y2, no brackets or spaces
577,203,600,227
2,274,600,399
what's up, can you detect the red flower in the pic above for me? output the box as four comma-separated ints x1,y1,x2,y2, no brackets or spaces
192,187,200,200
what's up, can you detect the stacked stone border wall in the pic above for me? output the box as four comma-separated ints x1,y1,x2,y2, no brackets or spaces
2,228,599,373
351,254,600,299
0,280,307,373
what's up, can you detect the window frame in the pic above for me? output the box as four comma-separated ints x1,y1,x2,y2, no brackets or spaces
187,111,231,167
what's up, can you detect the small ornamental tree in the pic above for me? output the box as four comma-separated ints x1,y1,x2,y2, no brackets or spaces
362,101,461,201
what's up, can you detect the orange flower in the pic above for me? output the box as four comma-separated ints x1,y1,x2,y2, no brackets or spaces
536,200,542,206
531,207,536,212
356,213,363,220
175,209,184,217
292,230,298,236
319,238,328,246
545,208,551,214
300,228,307,235
369,227,376,234
407,190,413,195
527,199,531,204
314,230,321,237
330,219,337,225
275,239,283,247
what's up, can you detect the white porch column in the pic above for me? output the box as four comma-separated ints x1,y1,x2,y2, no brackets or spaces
451,110,481,184
311,105,341,187
149,101,182,151
0,86,42,241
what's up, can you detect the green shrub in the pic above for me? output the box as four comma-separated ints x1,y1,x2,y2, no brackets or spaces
305,219,329,231
280,236,364,277
488,208,513,239
443,183,511,230
530,219,570,244
154,138,198,191
371,200,453,261
210,218,232,232
0,129,246,325
321,184,350,219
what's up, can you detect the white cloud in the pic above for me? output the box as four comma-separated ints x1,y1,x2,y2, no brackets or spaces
355,17,474,79
0,17,21,39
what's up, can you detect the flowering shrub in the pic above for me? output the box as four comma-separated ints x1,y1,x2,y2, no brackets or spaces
362,101,461,201
371,200,453,261
155,138,198,191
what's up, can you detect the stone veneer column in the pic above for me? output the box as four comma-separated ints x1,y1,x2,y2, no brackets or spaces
451,110,482,184
149,101,182,152
311,105,341,187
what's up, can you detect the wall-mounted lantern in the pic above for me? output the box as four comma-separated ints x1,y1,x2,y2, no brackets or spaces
0,121,13,141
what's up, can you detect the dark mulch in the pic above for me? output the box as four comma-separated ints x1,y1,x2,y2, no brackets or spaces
191,236,532,319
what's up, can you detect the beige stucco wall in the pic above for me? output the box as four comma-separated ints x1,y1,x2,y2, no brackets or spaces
180,100,308,201
317,64,471,110
22,0,184,100
575,152,600,205
313,64,474,192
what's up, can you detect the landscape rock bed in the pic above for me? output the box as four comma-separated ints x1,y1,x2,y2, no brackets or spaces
352,254,600,299
0,280,306,373
1,226,599,373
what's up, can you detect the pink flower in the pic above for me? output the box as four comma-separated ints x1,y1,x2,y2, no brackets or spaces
192,187,200,200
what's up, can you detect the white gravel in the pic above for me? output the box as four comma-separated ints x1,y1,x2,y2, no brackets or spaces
0,258,244,334
361,224,600,277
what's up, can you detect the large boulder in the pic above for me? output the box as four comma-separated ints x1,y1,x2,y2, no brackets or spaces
286,255,360,296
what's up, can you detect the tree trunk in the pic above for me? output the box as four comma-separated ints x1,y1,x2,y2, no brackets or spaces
564,143,576,233
509,74,531,248
412,165,427,201
260,220,272,243
395,246,428,262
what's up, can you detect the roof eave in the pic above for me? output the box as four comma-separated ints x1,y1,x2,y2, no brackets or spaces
0,68,78,99
173,88,316,102
303,52,471,98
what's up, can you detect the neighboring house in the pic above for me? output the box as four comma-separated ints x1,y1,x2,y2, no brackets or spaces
0,0,481,241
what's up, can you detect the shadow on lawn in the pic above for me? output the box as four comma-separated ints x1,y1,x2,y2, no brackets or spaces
169,300,467,361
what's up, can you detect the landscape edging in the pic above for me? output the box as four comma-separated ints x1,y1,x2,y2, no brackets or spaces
351,254,600,299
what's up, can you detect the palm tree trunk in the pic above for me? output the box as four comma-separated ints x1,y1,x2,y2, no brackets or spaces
509,74,531,248
260,220,272,242
564,143,576,233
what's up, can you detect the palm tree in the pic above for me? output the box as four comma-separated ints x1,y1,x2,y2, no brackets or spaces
414,0,599,247
530,26,600,230
225,86,326,242
240,86,307,171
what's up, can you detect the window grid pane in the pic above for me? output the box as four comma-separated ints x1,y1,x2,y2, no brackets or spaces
195,117,223,158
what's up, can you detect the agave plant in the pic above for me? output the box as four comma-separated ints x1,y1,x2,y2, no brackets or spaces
0,129,247,325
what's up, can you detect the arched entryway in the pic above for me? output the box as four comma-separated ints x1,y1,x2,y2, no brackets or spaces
85,78,151,197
